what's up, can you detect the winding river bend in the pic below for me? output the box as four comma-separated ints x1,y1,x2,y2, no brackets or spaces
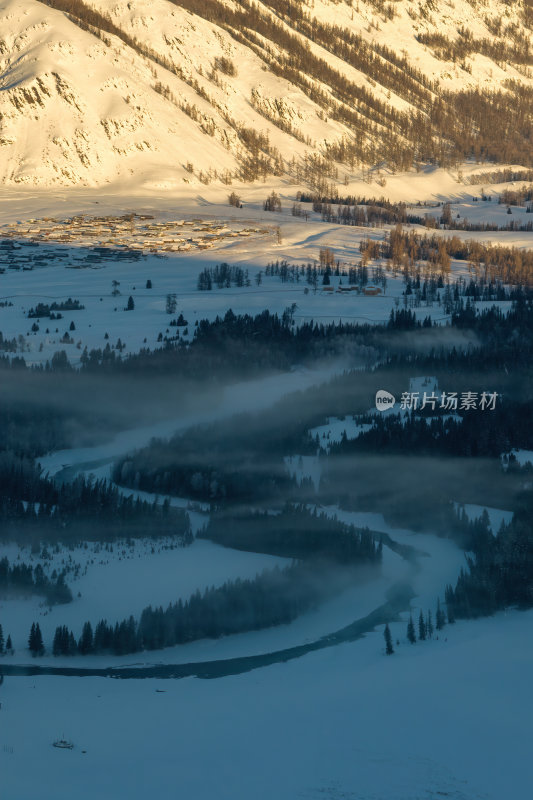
0,583,414,681
2,366,455,683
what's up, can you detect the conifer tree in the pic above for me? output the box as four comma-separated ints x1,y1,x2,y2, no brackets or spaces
427,610,434,638
384,623,394,655
78,621,94,655
0,623,4,654
28,622,36,653
35,623,44,656
53,626,62,656
6,634,12,653
165,294,177,314
418,610,427,641
53,625,73,656
29,622,44,656
407,615,416,644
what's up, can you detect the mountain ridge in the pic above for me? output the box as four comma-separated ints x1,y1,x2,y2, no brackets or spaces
0,0,531,187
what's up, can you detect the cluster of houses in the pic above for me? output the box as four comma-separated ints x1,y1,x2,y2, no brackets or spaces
322,284,383,296
0,237,145,272
0,214,266,265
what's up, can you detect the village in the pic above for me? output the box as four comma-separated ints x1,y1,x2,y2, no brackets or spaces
321,283,383,296
0,214,269,271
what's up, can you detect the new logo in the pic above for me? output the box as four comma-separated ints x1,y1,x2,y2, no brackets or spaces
375,390,396,411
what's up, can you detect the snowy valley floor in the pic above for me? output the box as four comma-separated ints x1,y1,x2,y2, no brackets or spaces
0,498,525,799
0,174,529,368
1,607,532,800
1,175,532,798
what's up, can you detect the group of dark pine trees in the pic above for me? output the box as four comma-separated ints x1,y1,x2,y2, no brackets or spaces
384,601,449,655
47,562,338,656
0,624,13,655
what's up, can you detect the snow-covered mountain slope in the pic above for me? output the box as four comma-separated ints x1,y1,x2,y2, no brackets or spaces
0,0,531,187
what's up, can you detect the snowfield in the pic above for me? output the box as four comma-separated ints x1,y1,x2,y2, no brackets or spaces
309,416,374,451
0,181,528,369
0,0,532,795
455,503,514,535
508,449,533,468
0,538,290,659
1,0,531,188
1,606,531,800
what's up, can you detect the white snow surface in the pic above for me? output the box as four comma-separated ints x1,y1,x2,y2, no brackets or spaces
1,607,531,800
0,538,290,657
455,503,514,535
0,43,531,790
310,416,373,450
1,0,531,188
508,448,533,467
0,188,527,373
